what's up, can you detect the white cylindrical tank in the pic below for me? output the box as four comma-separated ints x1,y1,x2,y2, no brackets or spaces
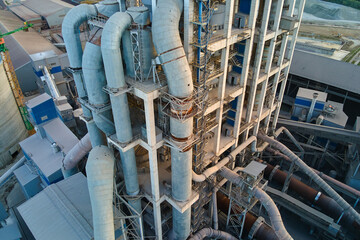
0,59,27,167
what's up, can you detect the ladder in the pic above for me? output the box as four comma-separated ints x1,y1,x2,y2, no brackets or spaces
130,25,144,82
1,51,34,133
192,0,217,171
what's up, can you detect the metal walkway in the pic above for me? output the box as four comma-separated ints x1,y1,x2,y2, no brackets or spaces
277,119,360,145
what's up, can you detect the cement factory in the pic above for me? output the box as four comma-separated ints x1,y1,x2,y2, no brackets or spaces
0,0,360,239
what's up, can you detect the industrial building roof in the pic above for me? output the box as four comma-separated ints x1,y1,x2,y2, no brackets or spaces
17,173,94,240
19,118,79,182
0,223,22,240
290,50,360,95
20,0,72,17
297,88,327,102
7,3,41,22
0,10,63,69
0,10,63,54
0,26,30,70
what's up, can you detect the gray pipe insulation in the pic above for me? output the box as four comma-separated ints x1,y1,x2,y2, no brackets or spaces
192,136,257,182
101,11,142,213
219,167,292,240
63,4,141,240
82,41,115,136
266,146,360,199
86,145,116,240
189,228,238,240
258,133,360,225
253,188,293,240
62,4,107,147
152,0,194,239
212,192,219,230
0,156,26,187
62,133,92,178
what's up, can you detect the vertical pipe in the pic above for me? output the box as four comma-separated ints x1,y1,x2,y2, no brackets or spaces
62,4,106,146
306,93,318,123
152,0,193,238
41,66,61,99
212,192,219,230
82,42,115,136
86,146,116,240
101,12,141,213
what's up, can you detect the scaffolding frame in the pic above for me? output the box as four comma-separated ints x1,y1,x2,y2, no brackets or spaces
131,24,145,82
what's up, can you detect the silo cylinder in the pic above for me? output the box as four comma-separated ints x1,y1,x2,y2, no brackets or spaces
0,60,27,167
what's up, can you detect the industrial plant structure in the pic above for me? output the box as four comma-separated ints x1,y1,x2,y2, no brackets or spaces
1,0,360,240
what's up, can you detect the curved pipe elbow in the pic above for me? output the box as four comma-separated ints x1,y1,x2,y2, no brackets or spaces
63,133,92,171
152,0,193,98
189,228,238,240
82,42,115,136
62,4,98,68
192,136,257,183
101,12,132,54
101,12,134,143
101,12,132,89
258,132,360,225
254,187,293,240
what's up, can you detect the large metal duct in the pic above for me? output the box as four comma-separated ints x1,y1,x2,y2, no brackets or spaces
189,228,238,240
152,0,194,238
86,145,116,240
62,4,105,146
62,133,92,178
0,60,27,167
263,162,359,229
219,167,292,240
217,192,279,240
253,187,293,240
101,11,142,213
82,42,115,136
266,146,360,200
258,133,360,225
192,136,257,182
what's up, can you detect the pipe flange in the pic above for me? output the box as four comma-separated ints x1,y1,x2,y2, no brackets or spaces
268,165,280,182
67,67,82,73
248,216,264,239
314,191,322,202
227,154,234,163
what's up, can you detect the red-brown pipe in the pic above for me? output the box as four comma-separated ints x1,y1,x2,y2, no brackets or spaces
263,162,358,229
217,192,278,240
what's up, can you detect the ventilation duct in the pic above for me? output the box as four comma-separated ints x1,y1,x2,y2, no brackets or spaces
152,0,194,238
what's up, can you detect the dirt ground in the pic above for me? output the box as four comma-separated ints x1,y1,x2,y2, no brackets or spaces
300,23,360,40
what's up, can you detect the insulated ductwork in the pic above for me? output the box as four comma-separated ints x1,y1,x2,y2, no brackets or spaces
96,0,120,17
189,228,238,240
266,146,360,200
254,188,293,240
217,192,279,240
219,167,292,240
262,161,359,229
86,146,116,240
62,133,92,178
83,42,115,136
62,4,106,146
192,136,257,182
62,5,97,109
152,0,194,239
101,11,142,212
258,133,360,225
